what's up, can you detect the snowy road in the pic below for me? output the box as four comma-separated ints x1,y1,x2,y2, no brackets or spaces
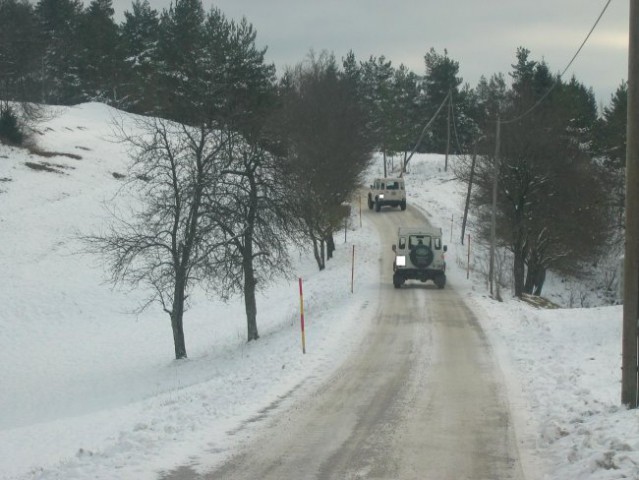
160,204,526,480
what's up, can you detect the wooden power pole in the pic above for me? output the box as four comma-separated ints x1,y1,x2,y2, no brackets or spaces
622,0,639,408
489,118,500,297
445,92,451,172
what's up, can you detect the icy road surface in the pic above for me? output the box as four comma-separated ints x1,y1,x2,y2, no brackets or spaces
161,204,525,480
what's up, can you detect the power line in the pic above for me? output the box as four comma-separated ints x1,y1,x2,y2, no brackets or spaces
442,0,612,157
406,0,612,169
501,0,613,125
403,90,451,172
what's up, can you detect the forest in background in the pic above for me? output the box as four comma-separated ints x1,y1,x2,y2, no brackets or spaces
0,0,629,355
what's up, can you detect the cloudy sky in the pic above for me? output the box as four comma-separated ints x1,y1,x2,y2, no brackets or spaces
112,0,628,104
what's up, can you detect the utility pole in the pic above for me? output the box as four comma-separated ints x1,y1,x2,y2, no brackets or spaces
461,138,477,245
383,150,387,177
489,118,500,297
445,92,451,172
622,0,639,408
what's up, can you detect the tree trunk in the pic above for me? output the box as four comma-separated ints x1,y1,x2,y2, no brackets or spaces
533,268,546,296
383,150,387,177
243,255,259,342
321,239,326,265
171,273,188,359
312,237,325,270
524,261,536,294
326,233,335,260
524,252,546,296
512,203,527,298
513,248,525,298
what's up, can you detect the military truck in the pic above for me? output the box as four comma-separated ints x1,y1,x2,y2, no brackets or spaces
367,177,406,212
391,226,447,288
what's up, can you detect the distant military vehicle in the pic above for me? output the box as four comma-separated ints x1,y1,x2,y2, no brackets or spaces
392,226,447,288
367,177,406,212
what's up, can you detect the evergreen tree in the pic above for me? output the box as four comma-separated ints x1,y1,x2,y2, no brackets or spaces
78,0,122,103
36,0,84,104
340,50,375,151
198,7,282,343
469,48,609,296
155,0,207,122
120,0,160,113
452,82,482,153
595,81,627,232
341,50,362,94
0,0,42,103
475,74,507,127
556,76,598,152
359,55,397,174
596,81,627,171
390,63,421,165
201,8,276,135
421,48,463,153
277,52,373,270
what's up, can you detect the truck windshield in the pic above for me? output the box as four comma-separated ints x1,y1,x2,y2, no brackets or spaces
409,236,431,248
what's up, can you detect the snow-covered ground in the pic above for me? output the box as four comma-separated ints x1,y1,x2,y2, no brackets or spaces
0,103,637,479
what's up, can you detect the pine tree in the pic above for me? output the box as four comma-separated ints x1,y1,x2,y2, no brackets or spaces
36,0,84,104
389,64,421,161
156,0,207,122
359,55,396,174
557,76,598,152
470,48,609,296
201,8,276,135
276,52,372,271
0,0,42,103
78,0,122,103
120,0,160,113
421,48,463,153
594,81,627,231
596,81,627,171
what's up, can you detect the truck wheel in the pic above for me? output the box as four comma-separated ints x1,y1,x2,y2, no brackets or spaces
367,195,373,210
400,200,406,211
434,274,446,289
375,199,381,212
393,273,403,288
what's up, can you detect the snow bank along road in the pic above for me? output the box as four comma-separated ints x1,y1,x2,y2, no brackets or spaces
160,204,526,480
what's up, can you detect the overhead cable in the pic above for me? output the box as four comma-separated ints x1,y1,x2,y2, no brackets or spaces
403,90,451,172
501,0,613,125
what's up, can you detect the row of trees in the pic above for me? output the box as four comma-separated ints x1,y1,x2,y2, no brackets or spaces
0,0,471,153
1,0,375,359
1,0,629,354
456,48,624,299
337,44,625,301
0,0,625,162
82,35,373,358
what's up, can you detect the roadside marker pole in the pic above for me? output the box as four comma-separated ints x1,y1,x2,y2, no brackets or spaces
450,214,454,243
351,245,355,293
344,216,347,243
359,196,362,228
299,278,306,354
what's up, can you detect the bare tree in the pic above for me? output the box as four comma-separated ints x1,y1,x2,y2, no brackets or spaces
204,131,291,341
277,52,373,270
85,116,229,359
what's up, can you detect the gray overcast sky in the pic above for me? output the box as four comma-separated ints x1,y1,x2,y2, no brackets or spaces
112,0,628,104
